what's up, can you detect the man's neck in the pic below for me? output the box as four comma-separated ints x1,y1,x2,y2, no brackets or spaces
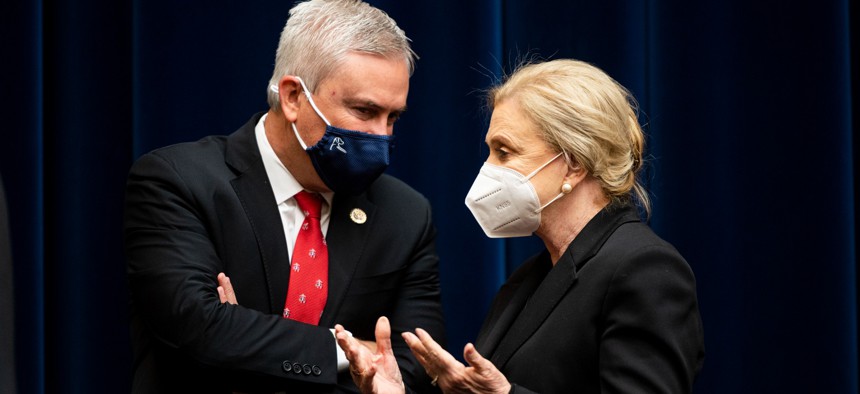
264,109,329,193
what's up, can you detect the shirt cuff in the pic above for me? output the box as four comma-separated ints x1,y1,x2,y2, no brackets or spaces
330,328,352,372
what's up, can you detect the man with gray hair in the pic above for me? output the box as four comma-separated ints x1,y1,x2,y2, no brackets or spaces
124,1,445,392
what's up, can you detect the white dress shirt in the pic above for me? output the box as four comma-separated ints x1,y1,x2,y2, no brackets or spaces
254,113,350,371
255,113,333,259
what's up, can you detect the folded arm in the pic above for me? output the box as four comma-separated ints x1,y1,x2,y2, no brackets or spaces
125,152,338,385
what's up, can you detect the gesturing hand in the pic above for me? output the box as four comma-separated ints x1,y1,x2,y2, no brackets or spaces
336,316,405,394
403,329,510,394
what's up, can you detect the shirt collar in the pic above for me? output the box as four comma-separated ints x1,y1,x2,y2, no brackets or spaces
255,113,334,206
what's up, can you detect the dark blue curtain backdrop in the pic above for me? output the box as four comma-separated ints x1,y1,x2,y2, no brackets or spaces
0,0,855,393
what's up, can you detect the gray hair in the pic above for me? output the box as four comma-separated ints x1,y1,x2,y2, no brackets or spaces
267,0,416,110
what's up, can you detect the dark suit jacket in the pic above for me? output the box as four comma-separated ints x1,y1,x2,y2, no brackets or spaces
475,206,704,394
125,113,445,393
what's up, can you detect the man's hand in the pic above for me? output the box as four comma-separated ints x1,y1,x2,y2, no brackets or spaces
336,316,405,394
403,329,511,394
217,272,238,304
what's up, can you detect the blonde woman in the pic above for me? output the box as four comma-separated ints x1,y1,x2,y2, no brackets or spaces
337,59,704,393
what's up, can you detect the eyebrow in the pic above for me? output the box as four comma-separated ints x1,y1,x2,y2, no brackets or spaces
487,133,519,150
343,97,408,115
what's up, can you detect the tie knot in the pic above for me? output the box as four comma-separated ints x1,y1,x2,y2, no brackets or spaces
294,191,323,219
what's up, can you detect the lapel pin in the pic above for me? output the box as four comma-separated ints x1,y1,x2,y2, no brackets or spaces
349,208,367,224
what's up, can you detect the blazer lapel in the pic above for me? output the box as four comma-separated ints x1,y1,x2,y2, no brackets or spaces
487,206,642,369
475,254,551,357
318,193,377,327
488,252,577,369
226,113,291,314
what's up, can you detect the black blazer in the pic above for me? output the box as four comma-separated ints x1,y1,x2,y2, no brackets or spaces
125,113,445,393
475,206,704,393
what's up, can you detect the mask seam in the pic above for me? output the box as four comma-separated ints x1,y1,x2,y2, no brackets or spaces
492,216,521,231
473,188,503,202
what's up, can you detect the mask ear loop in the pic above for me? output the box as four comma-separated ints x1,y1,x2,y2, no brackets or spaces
271,77,333,151
524,152,564,180
294,77,332,126
537,190,566,212
527,152,566,213
269,79,332,126
290,123,309,150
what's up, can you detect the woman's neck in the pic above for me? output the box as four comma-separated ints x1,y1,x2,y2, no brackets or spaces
536,178,608,265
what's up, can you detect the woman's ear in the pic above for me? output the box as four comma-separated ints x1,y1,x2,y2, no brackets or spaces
278,76,303,123
563,157,587,189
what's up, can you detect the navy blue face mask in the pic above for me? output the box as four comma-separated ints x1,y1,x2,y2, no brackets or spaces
274,77,396,195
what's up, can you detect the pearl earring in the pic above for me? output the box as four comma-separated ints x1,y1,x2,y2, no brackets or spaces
561,183,573,194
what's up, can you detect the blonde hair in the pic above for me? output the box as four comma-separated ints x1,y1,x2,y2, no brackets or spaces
267,0,416,110
489,59,650,215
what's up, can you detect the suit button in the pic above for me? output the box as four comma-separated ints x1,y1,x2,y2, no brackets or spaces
312,365,322,376
282,361,292,373
302,364,312,375
292,363,302,374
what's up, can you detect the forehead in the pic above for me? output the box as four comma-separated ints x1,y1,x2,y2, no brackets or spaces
486,99,543,145
320,52,410,109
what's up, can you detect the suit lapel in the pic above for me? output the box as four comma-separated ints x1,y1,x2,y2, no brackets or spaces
487,206,642,369
488,253,577,369
475,254,550,357
227,113,291,314
318,193,377,327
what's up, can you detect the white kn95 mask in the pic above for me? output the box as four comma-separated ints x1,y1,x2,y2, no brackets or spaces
464,153,565,238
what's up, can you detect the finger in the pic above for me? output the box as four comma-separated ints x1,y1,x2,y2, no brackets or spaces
224,277,237,304
375,316,393,355
403,332,430,364
337,332,374,376
414,328,465,387
217,273,228,303
217,286,228,303
335,328,359,355
217,272,237,304
403,332,429,363
463,343,492,371
415,328,459,366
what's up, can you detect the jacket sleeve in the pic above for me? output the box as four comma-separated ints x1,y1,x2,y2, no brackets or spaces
598,244,705,393
386,195,446,394
125,151,339,387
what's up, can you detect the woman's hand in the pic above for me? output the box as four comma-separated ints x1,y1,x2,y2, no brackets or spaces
336,316,405,394
403,328,511,394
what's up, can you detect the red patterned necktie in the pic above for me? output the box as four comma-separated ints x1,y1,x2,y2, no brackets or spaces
283,191,328,325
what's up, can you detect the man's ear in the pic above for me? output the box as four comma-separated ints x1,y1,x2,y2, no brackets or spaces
278,76,302,123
